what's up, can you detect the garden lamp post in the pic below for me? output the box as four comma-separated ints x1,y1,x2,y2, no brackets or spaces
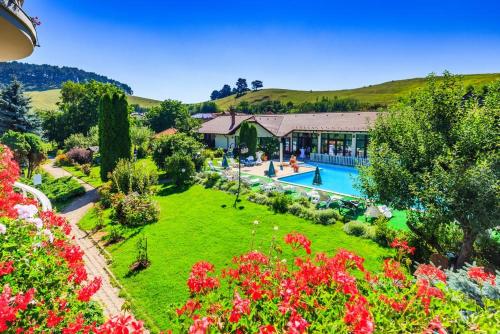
231,143,248,208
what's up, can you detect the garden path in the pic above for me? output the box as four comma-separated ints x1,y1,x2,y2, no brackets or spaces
42,160,127,318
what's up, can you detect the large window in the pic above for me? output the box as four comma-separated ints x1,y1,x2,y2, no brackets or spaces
355,134,369,158
321,133,352,156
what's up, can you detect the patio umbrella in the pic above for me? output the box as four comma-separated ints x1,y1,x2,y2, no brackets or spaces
222,154,229,169
312,166,322,185
268,161,276,177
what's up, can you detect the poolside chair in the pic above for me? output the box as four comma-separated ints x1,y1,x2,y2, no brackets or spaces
280,184,296,194
244,156,256,167
261,182,276,192
244,177,261,186
318,194,342,210
377,205,393,219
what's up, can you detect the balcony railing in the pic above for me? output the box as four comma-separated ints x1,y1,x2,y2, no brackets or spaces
0,0,38,46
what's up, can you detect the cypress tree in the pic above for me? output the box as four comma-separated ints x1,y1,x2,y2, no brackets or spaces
99,92,131,181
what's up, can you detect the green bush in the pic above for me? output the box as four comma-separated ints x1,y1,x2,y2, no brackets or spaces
165,153,196,186
314,209,339,225
374,217,397,246
214,148,225,158
343,221,369,237
112,193,160,227
106,225,124,244
27,173,85,205
80,163,91,176
98,181,113,208
271,193,291,213
474,233,500,268
204,172,221,188
64,133,91,151
110,159,158,195
247,192,270,206
152,133,204,171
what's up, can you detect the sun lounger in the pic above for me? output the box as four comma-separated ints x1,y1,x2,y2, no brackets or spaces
280,184,296,193
318,194,342,209
244,177,261,186
261,183,276,192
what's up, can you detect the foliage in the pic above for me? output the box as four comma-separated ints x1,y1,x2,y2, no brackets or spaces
475,232,500,268
26,173,85,207
0,79,40,135
152,132,204,171
168,232,499,333
0,131,46,178
111,193,160,227
106,225,124,244
66,147,93,165
165,153,196,186
146,99,195,133
41,81,124,145
314,209,339,225
258,137,279,158
203,172,221,188
373,217,397,247
271,193,291,213
343,220,370,237
98,92,132,181
446,263,499,303
131,235,150,271
131,125,153,158
110,159,158,195
188,101,219,114
0,145,145,332
238,121,257,157
63,133,93,151
251,80,264,91
359,74,500,267
54,153,71,166
98,182,113,208
247,192,271,206
0,61,132,93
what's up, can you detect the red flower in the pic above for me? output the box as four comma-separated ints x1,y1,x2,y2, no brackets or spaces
415,264,447,283
176,299,201,317
390,238,415,255
344,296,374,334
188,316,212,334
95,314,145,333
284,232,312,254
259,325,276,334
422,316,447,334
286,311,309,334
229,292,251,323
46,310,64,328
468,266,496,285
76,277,102,302
187,261,220,294
383,259,406,282
416,279,444,314
0,261,14,277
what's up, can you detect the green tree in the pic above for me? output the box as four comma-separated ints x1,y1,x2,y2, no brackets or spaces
151,132,204,171
251,80,263,91
99,92,132,181
41,81,123,145
146,99,193,133
238,121,258,157
358,74,500,267
131,125,153,158
1,130,46,178
0,79,39,135
165,153,196,186
235,78,249,95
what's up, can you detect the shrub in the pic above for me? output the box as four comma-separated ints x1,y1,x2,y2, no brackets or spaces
343,221,369,237
204,172,221,188
28,173,85,205
214,148,225,158
152,133,204,171
165,153,196,186
130,234,150,271
67,147,93,165
247,192,270,206
106,225,124,244
314,209,339,225
110,159,158,195
446,263,500,303
288,202,306,217
112,193,160,227
474,232,500,268
80,163,92,176
373,216,397,246
271,193,290,213
98,181,113,208
55,153,72,166
64,133,91,151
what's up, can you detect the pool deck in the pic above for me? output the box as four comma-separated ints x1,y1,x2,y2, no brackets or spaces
240,160,315,178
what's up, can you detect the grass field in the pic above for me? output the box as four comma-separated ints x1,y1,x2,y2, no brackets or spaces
26,89,162,110
212,73,500,109
79,185,391,331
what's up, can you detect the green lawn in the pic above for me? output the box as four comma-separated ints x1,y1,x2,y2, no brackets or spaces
79,185,391,331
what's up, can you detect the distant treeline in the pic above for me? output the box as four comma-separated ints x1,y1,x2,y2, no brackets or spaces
0,62,133,94
210,78,263,100
189,96,382,115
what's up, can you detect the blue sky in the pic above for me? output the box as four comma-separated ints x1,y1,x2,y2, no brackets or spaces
24,0,500,103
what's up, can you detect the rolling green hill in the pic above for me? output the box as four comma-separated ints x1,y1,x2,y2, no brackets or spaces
26,89,161,110
212,73,500,109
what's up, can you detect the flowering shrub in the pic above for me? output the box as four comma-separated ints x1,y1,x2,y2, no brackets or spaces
66,147,93,165
0,145,145,332
167,231,499,333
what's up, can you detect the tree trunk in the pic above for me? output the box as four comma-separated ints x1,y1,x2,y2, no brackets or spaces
456,229,477,268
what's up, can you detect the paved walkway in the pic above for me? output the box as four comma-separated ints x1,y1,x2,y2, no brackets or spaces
42,161,126,318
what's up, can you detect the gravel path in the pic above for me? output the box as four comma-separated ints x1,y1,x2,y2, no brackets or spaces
42,161,126,318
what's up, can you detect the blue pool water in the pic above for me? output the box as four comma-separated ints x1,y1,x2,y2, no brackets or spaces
278,163,362,197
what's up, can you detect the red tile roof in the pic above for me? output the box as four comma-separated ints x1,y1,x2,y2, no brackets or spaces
155,128,178,137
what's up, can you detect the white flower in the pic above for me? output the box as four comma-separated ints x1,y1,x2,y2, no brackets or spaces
273,226,279,231
43,229,54,243
14,204,38,219
0,223,6,234
27,218,43,230
253,220,259,225
33,242,42,249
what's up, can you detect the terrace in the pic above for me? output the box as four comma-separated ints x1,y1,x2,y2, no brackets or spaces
0,0,38,61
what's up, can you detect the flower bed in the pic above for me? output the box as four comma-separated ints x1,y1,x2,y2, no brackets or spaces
0,146,145,333
167,231,499,333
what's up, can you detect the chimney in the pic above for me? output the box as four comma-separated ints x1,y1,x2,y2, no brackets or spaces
229,107,236,128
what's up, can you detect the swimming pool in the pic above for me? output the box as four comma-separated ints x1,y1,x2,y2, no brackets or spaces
278,163,362,197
